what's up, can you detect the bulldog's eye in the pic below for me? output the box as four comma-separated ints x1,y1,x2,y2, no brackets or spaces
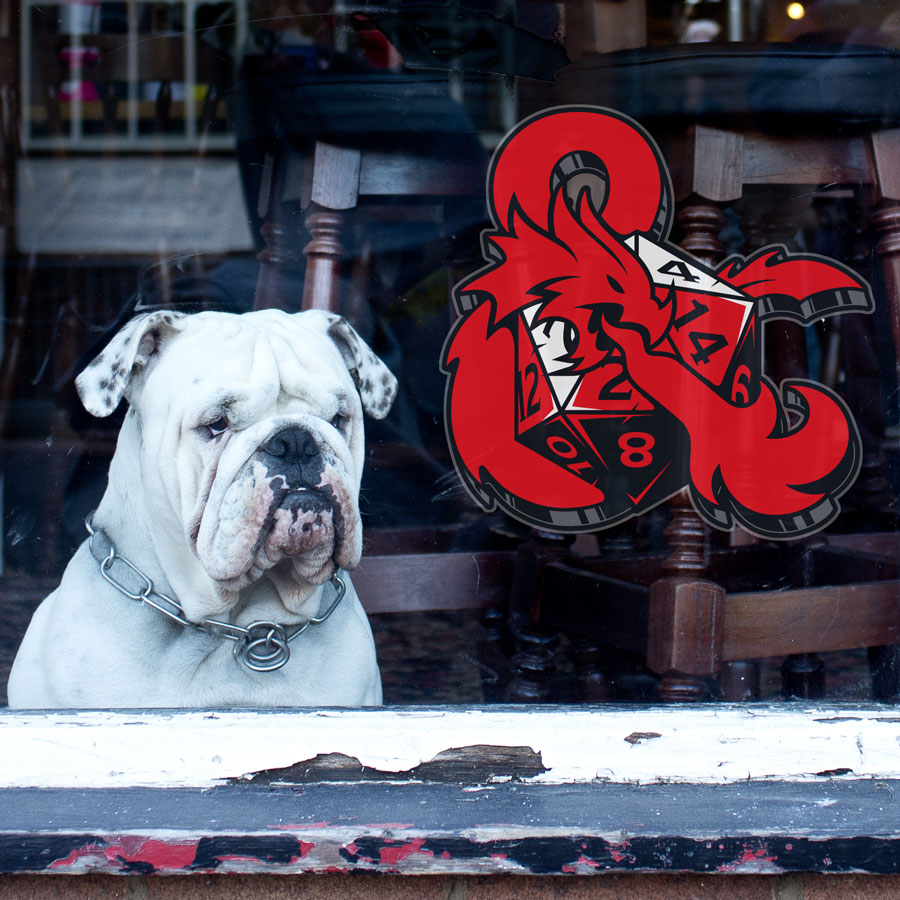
205,417,229,438
330,413,347,433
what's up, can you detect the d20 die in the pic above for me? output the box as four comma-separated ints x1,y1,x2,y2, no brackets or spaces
627,234,760,405
516,408,686,520
514,303,687,522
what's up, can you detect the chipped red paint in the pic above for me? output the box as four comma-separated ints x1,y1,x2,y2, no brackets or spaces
562,853,602,873
49,845,103,869
17,830,900,876
270,822,330,830
210,854,281,865
50,837,199,872
717,844,779,872
560,853,603,875
292,841,315,859
378,838,434,866
9,780,900,876
115,837,200,870
740,846,777,865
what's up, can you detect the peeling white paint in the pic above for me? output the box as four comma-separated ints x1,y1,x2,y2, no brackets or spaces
1,705,899,789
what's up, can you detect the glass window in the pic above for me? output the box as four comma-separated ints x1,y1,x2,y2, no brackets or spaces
4,0,900,710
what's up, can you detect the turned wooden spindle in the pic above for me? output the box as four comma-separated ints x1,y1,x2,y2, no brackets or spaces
650,490,723,702
506,628,559,703
779,547,827,700
719,660,760,702
868,645,900,702
476,606,513,702
569,639,612,702
254,217,304,312
302,209,346,313
676,203,726,267
662,489,708,576
872,204,900,385
782,653,825,699
298,142,361,314
867,136,900,697
647,200,728,703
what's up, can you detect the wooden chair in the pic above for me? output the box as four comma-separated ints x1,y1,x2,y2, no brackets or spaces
505,42,900,703
228,68,522,694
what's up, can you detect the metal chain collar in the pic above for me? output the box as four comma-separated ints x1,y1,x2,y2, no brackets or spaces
85,515,345,673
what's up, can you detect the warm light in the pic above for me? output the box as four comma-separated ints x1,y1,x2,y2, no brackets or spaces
786,2,805,20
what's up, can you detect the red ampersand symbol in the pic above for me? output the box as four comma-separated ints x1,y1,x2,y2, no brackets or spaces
442,106,873,538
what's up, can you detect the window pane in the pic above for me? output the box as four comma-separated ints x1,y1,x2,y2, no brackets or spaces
5,0,900,707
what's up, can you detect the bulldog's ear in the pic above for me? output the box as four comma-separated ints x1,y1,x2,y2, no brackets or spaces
75,311,186,417
323,314,398,420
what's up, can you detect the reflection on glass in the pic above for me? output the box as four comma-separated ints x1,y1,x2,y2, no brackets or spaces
4,0,900,707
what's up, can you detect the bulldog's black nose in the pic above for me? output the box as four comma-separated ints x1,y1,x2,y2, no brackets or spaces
259,426,323,485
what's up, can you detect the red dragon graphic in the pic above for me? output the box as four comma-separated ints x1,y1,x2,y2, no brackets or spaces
442,106,873,538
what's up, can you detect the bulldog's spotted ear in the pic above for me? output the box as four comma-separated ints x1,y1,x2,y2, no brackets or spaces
324,314,398,420
75,311,186,417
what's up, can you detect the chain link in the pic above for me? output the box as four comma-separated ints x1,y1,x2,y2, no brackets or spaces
85,515,345,672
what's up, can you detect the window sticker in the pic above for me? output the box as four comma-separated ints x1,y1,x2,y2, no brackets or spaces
443,106,874,539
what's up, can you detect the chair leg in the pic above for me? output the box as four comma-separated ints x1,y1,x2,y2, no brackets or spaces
646,198,730,703
648,491,725,702
302,209,346,313
506,627,559,703
253,155,304,313
868,645,900,702
569,639,612,702
476,605,513,702
782,653,825,700
719,660,760,702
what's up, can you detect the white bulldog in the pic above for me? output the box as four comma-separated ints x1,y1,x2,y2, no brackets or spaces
7,308,396,708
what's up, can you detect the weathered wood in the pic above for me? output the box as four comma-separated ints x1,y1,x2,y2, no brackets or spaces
302,209,345,313
309,143,361,210
871,129,900,201
354,551,514,614
7,706,900,789
743,133,872,186
236,745,548,785
668,126,743,203
4,708,900,873
648,578,725,677
358,152,478,197
721,581,900,660
5,779,900,874
872,203,900,383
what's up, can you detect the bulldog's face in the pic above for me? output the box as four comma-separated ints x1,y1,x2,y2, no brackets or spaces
76,309,397,609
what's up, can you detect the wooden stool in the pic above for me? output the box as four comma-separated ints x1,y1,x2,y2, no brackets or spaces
526,43,900,701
